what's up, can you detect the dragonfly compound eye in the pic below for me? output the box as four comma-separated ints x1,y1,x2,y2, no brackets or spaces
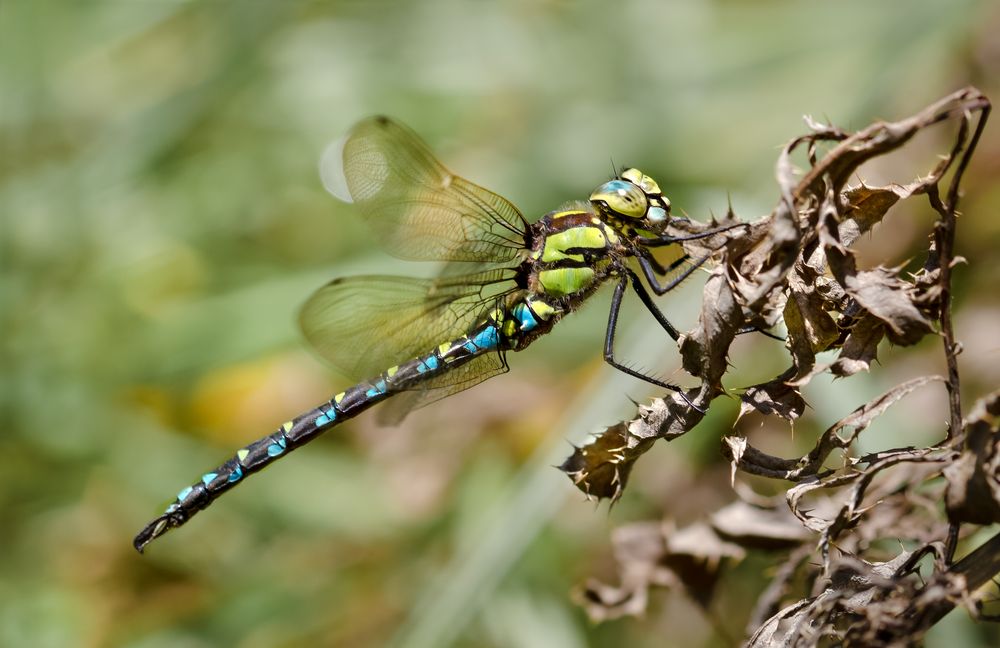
590,180,648,219
620,168,660,196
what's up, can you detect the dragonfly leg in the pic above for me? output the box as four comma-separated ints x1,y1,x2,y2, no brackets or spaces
603,275,699,412
640,220,749,247
637,248,688,277
737,325,786,341
624,268,680,341
637,252,713,296
639,253,784,342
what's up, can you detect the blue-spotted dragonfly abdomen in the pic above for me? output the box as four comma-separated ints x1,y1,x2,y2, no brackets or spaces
134,116,741,552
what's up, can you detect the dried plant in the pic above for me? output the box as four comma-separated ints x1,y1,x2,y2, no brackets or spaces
560,87,995,646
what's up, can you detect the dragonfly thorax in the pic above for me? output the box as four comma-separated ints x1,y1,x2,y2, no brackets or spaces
520,210,623,311
589,167,672,235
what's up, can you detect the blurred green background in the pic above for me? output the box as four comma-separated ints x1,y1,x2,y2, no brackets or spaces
3,1,1000,646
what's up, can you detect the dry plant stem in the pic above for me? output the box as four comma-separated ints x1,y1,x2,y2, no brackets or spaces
924,100,991,439
935,194,964,442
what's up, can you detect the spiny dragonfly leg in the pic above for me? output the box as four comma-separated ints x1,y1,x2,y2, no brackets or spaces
603,274,701,411
625,268,679,341
638,248,688,277
736,326,786,342
637,251,715,296
638,251,784,341
640,220,749,248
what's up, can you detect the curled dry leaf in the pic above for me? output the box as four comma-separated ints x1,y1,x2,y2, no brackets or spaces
829,312,884,377
710,500,812,550
559,391,705,500
805,375,946,467
830,263,935,347
680,268,744,387
739,369,808,423
559,422,644,501
575,520,746,621
945,389,1000,525
747,552,925,648
839,185,901,244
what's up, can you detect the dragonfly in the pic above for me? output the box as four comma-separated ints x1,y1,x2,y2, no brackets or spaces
134,116,744,552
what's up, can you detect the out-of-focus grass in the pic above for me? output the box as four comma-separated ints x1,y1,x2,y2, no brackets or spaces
2,1,998,646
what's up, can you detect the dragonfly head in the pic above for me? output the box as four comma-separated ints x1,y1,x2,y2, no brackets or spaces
589,168,671,233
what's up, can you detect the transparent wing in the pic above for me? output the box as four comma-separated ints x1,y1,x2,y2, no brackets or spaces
334,116,528,263
375,353,509,425
299,271,517,381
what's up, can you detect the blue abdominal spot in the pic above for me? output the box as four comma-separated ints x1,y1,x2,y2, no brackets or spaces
315,408,337,426
467,326,499,351
512,303,538,332
417,355,442,373
365,379,387,398
267,436,287,457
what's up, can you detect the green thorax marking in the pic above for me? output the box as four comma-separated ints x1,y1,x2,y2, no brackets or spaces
532,210,622,297
541,224,611,263
537,266,596,296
